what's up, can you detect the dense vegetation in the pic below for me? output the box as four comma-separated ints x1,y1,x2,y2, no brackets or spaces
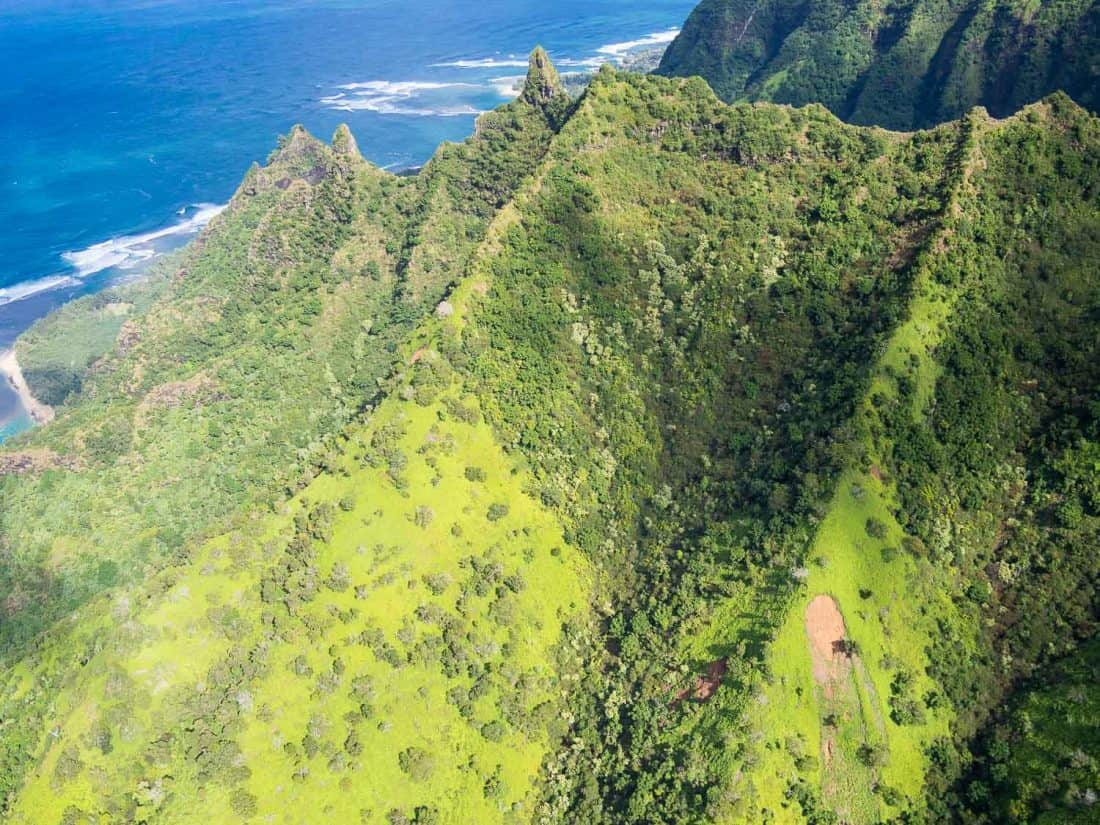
1,49,1097,825
657,0,1100,129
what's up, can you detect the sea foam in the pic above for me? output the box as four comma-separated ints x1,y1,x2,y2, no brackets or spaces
0,203,225,310
62,202,226,277
0,275,81,308
488,75,526,98
596,27,680,57
321,81,484,116
324,26,682,116
431,58,530,69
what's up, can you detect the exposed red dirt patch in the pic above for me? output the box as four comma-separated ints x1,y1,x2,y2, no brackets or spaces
675,658,728,703
869,464,883,482
806,594,851,688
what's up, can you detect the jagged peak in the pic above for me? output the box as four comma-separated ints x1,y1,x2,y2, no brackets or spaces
521,46,564,105
332,124,361,158
268,124,328,167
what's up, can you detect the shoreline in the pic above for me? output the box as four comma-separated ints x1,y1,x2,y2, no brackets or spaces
0,349,54,426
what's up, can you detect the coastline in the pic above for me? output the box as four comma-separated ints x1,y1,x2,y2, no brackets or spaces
0,349,54,426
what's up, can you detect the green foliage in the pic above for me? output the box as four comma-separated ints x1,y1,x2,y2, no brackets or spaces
397,747,435,782
658,0,1100,129
16,275,167,406
955,640,1100,823
0,51,1097,825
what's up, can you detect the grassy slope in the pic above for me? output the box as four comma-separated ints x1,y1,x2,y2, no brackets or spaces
694,101,1100,823
15,274,169,407
5,311,592,823
0,59,572,816
0,72,564,655
450,72,1096,824
447,69,965,823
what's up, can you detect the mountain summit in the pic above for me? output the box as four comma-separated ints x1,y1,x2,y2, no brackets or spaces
521,46,565,106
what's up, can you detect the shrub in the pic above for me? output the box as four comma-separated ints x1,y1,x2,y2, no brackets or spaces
398,747,435,781
422,572,451,595
414,505,434,528
230,789,258,817
480,719,506,741
857,743,887,767
865,517,887,539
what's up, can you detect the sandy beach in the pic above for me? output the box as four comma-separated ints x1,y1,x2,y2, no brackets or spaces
0,349,54,425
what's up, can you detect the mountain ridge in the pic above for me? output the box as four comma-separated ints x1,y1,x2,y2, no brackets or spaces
1,51,1097,824
657,0,1100,129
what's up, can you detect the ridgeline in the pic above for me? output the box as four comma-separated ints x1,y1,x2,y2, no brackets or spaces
1,41,1098,825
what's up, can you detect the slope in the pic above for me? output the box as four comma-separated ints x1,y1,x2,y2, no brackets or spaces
425,73,1099,823
0,51,573,815
0,52,568,661
657,0,1100,129
2,57,1098,825
2,310,593,823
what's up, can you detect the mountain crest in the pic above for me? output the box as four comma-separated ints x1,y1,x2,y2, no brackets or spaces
332,123,361,158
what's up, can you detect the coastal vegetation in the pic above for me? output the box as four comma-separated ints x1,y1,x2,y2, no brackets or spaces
0,33,1097,825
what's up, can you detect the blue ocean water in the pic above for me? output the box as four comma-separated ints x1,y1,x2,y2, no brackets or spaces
0,0,697,435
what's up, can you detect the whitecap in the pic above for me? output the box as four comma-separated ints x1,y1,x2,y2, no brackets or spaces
595,28,680,58
321,81,485,117
488,75,525,99
61,202,226,278
556,57,606,68
431,58,530,69
336,80,474,94
0,275,81,307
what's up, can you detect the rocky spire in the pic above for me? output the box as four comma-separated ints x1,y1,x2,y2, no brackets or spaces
332,124,361,158
521,46,564,106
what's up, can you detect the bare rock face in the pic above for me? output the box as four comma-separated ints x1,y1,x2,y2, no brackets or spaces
434,300,455,319
0,449,80,477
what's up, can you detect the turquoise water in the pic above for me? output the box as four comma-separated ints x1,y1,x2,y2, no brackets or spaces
0,0,696,437
0,410,31,442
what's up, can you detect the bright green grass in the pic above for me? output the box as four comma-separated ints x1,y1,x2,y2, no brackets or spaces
234,393,592,824
6,373,592,824
712,467,958,823
700,247,980,821
816,643,877,821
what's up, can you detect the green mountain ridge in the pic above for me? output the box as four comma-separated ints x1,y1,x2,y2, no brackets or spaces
657,0,1100,129
1,50,1097,825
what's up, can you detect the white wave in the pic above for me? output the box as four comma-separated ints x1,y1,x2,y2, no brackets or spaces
596,27,680,58
431,58,529,69
488,75,525,98
62,203,226,278
0,275,81,308
336,80,472,94
321,80,485,117
556,56,606,68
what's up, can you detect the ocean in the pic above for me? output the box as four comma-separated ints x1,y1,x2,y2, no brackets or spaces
0,0,696,439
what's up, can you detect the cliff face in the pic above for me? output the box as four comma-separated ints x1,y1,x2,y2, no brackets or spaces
657,0,1100,129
